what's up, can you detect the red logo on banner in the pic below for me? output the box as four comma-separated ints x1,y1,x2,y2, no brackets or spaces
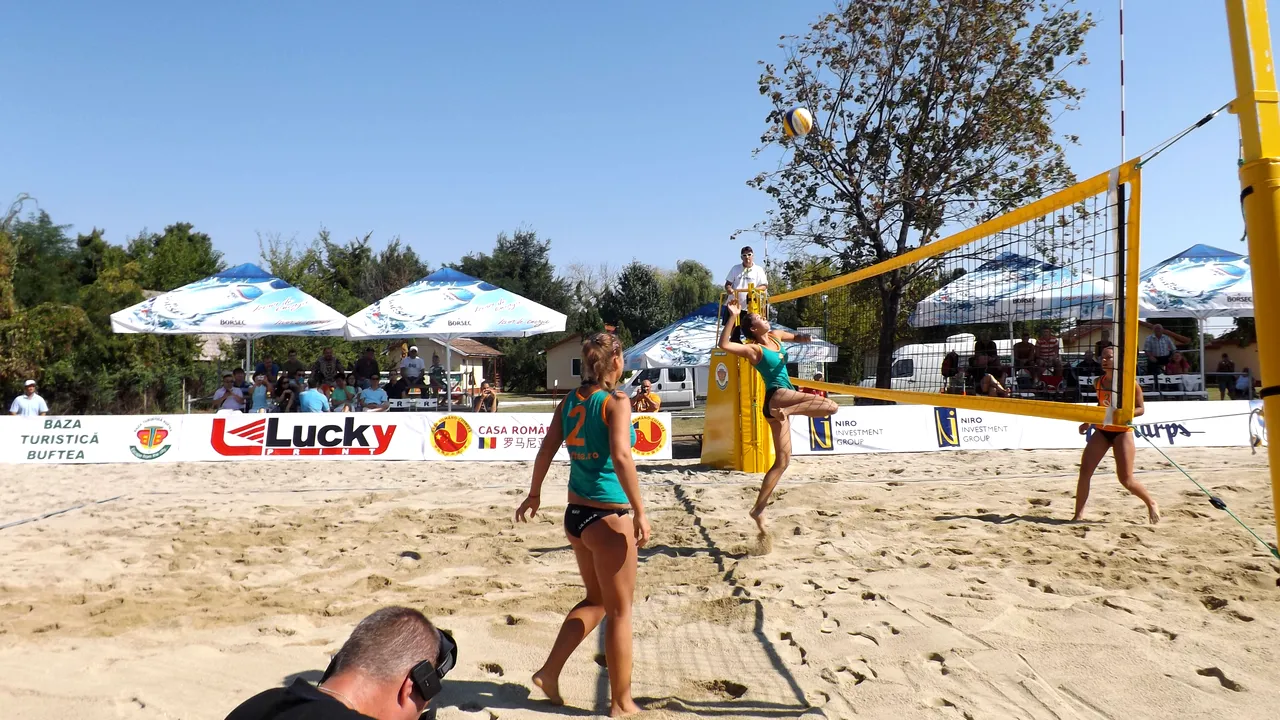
211,417,397,456
430,416,472,457
631,416,666,456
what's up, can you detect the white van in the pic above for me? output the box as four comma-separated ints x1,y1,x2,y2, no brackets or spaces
622,366,709,407
856,333,1015,391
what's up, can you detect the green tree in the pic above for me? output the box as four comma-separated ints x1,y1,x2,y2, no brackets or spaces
11,210,79,307
662,260,720,319
601,262,672,341
128,222,225,291
750,0,1092,388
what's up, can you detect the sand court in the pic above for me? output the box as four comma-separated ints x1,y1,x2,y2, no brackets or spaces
1,448,1278,718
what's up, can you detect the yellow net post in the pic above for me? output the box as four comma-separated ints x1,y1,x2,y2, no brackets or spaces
701,285,775,472
1225,0,1280,548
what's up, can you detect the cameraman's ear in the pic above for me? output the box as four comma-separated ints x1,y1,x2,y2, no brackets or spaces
398,674,420,711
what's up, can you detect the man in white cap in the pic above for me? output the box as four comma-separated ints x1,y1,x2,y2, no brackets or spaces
399,345,426,387
11,380,49,417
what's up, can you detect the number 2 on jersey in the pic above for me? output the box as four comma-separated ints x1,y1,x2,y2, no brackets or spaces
565,405,587,447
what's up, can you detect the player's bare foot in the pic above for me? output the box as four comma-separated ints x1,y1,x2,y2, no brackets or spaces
1070,513,1085,523
749,506,768,534
1147,503,1161,525
532,671,562,705
610,698,642,717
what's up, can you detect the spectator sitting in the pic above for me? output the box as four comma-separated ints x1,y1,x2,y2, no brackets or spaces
248,373,272,413
1216,353,1236,400
225,606,454,720
273,373,297,413
385,370,407,402
473,381,499,413
1235,368,1254,400
312,347,344,391
1034,327,1064,377
427,353,446,397
1143,324,1177,379
1164,352,1192,376
1094,328,1115,358
354,348,381,389
232,367,251,395
399,346,426,386
631,379,661,412
359,374,390,412
975,331,998,362
980,372,1010,398
1012,332,1036,373
800,372,829,397
965,353,989,390
213,373,246,412
298,376,330,413
1077,350,1102,377
281,349,305,377
10,379,49,417
330,375,356,412
254,355,280,384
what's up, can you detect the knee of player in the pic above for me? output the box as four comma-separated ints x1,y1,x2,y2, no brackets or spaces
604,601,633,619
773,451,791,469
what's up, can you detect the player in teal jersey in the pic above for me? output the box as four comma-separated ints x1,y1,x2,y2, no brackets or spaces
720,296,838,535
516,332,649,717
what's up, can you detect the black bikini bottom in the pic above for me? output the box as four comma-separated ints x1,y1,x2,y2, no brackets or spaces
564,503,629,538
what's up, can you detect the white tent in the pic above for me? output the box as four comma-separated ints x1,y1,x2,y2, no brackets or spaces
1138,244,1253,391
345,268,567,409
909,252,1114,329
624,303,838,370
111,263,347,368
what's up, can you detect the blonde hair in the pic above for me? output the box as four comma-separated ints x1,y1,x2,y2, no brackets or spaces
580,332,623,391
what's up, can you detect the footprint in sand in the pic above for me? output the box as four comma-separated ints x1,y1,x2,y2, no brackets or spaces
698,679,748,699
479,663,504,677
1134,626,1178,641
1196,666,1244,692
927,652,950,676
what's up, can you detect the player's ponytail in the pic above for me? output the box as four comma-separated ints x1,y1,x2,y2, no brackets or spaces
580,332,623,391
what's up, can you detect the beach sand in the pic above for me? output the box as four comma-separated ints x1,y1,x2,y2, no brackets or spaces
1,447,1278,719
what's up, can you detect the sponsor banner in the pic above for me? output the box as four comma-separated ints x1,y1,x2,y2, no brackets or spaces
184,413,426,462
793,401,1257,455
0,415,185,464
0,412,672,463
426,412,671,461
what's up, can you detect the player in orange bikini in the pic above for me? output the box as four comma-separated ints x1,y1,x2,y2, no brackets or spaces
1073,345,1160,524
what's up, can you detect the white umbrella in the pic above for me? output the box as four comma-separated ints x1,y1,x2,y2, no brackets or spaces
345,269,567,409
623,303,837,370
1138,244,1253,391
111,263,347,368
909,252,1115,329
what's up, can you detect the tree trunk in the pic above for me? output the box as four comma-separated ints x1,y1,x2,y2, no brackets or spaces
874,273,903,394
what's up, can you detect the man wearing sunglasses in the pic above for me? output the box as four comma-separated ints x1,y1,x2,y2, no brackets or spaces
722,245,769,343
226,607,456,720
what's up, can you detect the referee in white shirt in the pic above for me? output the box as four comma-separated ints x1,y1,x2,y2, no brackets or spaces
722,246,768,342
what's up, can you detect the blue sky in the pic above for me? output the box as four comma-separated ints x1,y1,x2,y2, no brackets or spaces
1,1,1268,282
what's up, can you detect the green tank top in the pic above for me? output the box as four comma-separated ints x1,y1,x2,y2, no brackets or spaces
756,341,794,391
562,388,633,505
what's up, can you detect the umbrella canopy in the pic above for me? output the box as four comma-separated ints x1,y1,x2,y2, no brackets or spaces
344,268,567,340
111,263,347,338
908,252,1114,328
1137,244,1253,319
624,303,838,370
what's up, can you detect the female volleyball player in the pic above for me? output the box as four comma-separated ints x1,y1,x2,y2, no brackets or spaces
1073,345,1160,524
720,297,838,534
516,332,649,717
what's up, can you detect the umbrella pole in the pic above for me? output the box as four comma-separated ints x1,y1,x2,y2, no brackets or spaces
246,337,252,373
1199,317,1207,399
446,340,452,411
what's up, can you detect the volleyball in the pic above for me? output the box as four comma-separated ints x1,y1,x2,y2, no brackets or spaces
783,107,814,137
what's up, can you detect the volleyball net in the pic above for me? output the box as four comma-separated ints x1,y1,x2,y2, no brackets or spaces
769,160,1142,426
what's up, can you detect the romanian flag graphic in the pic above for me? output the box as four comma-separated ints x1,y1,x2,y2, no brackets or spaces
477,437,497,449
